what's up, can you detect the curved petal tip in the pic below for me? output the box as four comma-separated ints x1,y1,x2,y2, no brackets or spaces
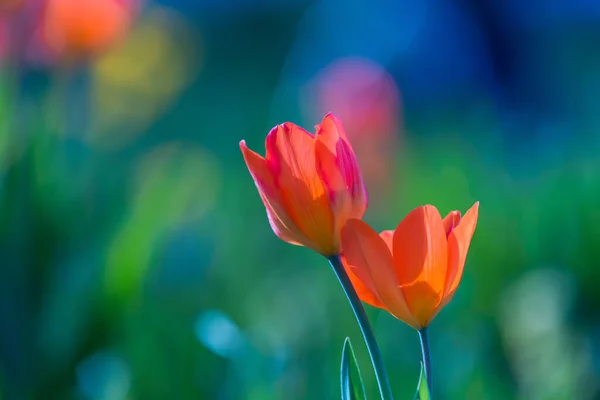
463,201,480,224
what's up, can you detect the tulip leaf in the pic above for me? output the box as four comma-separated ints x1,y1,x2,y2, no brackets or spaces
414,362,430,400
341,337,367,400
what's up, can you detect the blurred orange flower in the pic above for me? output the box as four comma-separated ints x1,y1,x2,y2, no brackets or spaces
240,113,368,256
341,202,479,330
42,0,135,60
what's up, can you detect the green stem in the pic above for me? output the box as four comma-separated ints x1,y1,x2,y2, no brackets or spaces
328,255,394,400
418,328,433,397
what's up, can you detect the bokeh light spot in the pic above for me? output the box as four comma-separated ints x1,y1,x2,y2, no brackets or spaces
195,310,243,359
76,350,131,400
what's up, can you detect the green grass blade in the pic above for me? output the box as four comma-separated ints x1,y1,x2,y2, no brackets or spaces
341,338,367,400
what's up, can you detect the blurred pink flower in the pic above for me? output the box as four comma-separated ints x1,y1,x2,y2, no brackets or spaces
0,0,23,14
0,0,51,66
0,19,7,62
305,57,403,198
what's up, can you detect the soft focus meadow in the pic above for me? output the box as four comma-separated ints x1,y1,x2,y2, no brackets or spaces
1,0,600,399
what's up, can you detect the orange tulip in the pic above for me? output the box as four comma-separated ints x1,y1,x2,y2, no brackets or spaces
341,202,479,330
240,113,368,256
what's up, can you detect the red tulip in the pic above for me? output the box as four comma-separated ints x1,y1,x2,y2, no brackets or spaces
240,113,367,256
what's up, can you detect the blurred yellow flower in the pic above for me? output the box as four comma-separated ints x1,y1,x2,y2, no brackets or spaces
90,6,200,149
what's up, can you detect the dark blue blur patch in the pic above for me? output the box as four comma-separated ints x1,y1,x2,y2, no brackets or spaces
152,0,307,13
150,224,213,291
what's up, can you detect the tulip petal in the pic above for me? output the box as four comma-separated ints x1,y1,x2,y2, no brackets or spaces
343,254,385,309
240,141,309,247
315,137,367,213
314,112,350,149
399,281,441,328
314,139,351,217
315,114,368,247
315,139,368,251
265,124,335,254
443,201,479,299
393,205,447,325
315,114,367,213
342,218,418,328
442,210,461,238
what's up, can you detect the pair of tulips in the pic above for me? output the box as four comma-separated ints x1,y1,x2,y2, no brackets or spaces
240,113,479,398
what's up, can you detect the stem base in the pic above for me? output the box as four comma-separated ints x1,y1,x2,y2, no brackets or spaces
327,255,394,400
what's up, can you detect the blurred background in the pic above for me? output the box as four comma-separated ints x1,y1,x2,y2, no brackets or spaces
1,0,600,399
